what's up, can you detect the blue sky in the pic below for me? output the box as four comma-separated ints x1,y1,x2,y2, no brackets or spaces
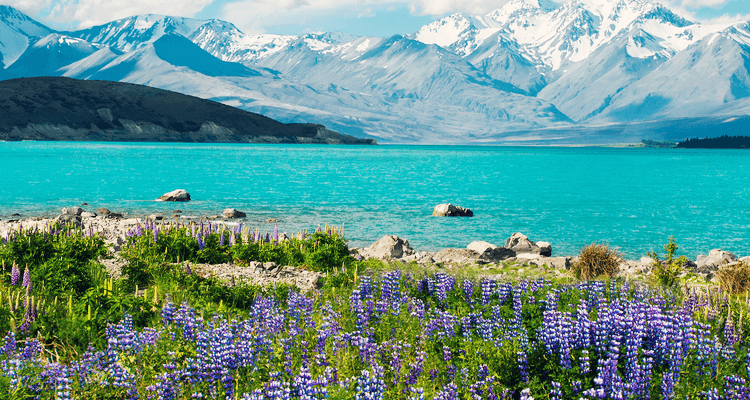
5,0,750,37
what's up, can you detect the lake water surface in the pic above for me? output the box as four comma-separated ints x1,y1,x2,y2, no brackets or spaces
1,142,749,259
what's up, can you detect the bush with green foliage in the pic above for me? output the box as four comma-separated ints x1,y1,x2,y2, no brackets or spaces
648,236,689,287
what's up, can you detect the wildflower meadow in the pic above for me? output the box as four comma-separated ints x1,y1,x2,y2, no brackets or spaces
0,221,748,399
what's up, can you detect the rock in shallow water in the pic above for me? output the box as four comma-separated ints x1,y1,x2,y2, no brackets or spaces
432,203,473,217
222,208,246,218
157,189,191,202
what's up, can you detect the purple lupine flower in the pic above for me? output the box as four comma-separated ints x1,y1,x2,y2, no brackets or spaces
407,387,425,400
10,263,20,286
21,265,32,292
153,225,158,242
550,381,562,400
433,383,459,400
355,364,385,400
220,231,225,246
463,280,474,303
185,263,192,275
274,224,279,243
517,351,529,382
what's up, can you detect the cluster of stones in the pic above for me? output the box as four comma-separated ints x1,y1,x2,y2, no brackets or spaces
354,232,569,270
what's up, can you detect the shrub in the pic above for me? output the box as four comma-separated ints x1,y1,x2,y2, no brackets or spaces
718,262,750,294
648,236,688,287
571,243,622,280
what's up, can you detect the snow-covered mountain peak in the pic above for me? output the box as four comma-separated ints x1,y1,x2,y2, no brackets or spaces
71,14,233,52
721,22,750,46
413,13,480,48
487,0,554,25
305,32,359,44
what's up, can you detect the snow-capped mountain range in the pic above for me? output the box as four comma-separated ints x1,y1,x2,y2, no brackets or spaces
0,0,748,143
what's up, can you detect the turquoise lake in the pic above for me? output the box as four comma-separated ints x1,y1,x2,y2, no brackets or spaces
1,141,749,259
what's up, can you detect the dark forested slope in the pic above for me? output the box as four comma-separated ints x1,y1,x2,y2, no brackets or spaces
0,77,375,144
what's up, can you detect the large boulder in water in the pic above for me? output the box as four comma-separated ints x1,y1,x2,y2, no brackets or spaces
362,235,415,260
157,189,191,202
432,203,473,217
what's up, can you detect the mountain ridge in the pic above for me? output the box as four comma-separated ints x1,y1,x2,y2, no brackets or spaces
0,1,747,143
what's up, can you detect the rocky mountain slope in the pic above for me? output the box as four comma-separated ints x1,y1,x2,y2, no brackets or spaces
0,1,748,143
0,76,375,144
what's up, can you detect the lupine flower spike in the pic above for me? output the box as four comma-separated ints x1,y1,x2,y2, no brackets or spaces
22,265,32,292
10,262,20,286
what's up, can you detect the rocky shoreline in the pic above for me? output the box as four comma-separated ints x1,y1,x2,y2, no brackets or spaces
2,207,747,289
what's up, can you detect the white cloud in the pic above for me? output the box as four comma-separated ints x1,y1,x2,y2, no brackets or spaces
18,0,216,29
3,0,53,17
219,0,404,33
409,0,511,16
675,0,730,8
358,7,375,18
6,0,750,34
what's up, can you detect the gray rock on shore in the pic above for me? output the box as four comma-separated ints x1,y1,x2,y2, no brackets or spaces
537,241,552,257
432,203,473,217
157,189,191,202
189,262,324,292
56,214,82,225
505,233,548,255
61,206,83,216
361,235,415,260
466,241,515,262
433,248,484,265
696,249,736,272
96,208,124,219
527,256,572,270
222,208,247,218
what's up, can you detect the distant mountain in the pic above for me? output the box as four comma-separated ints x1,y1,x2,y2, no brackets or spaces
63,15,572,143
5,33,101,77
0,1,747,143
0,5,53,68
594,23,750,121
0,77,375,144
